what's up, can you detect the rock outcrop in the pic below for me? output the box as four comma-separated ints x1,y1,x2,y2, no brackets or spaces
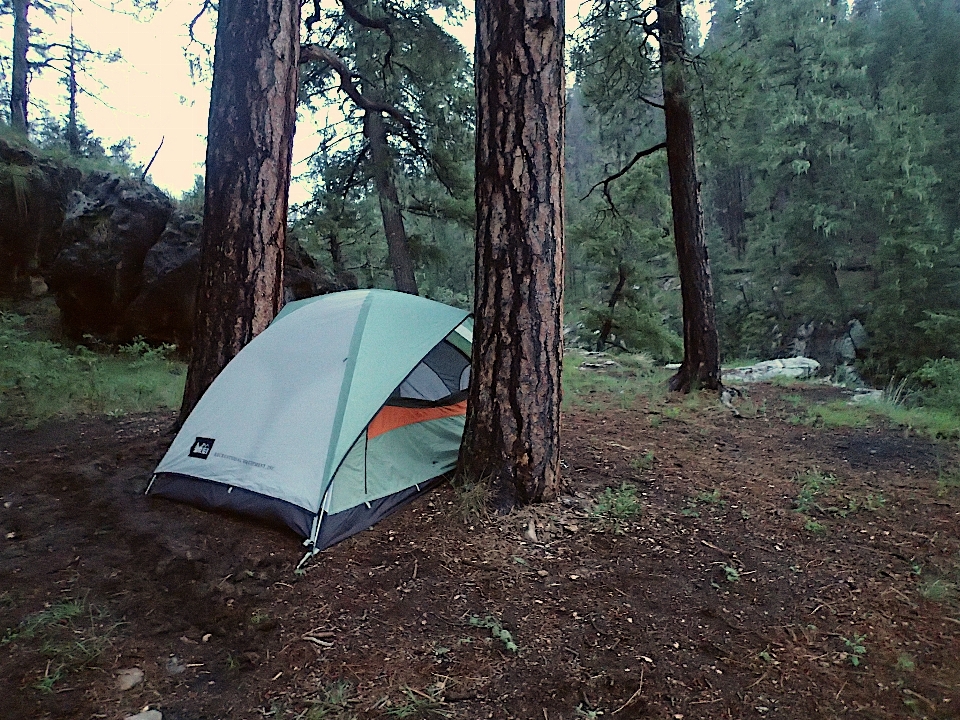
2,149,353,347
122,217,350,349
0,139,82,296
46,172,175,338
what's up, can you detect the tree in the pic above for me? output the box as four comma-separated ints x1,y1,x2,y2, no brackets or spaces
567,137,679,358
706,0,960,376
657,0,721,391
3,0,120,145
9,0,30,132
457,0,565,510
297,0,473,295
178,0,300,419
574,0,721,391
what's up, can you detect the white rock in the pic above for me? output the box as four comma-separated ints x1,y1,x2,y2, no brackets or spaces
723,357,821,383
116,667,144,691
124,710,162,720
522,519,539,543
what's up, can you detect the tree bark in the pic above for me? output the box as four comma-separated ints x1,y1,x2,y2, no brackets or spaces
10,0,30,134
458,0,565,511
657,0,721,393
365,108,419,294
179,0,300,421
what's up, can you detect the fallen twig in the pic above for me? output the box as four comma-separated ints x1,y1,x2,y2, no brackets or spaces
613,666,644,714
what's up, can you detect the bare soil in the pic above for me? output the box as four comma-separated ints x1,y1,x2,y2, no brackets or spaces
2,383,959,720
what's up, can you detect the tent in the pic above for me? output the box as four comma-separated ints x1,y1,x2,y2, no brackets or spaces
148,289,471,554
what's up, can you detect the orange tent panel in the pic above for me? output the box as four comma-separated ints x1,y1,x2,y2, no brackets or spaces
368,401,468,440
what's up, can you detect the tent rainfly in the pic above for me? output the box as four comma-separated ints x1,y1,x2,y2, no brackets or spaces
148,289,472,556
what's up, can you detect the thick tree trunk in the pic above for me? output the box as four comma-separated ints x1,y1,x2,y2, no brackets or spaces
458,0,565,511
11,0,30,134
657,0,722,393
365,108,419,294
179,0,300,421
597,263,628,351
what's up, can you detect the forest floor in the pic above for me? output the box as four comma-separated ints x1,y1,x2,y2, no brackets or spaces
2,379,960,720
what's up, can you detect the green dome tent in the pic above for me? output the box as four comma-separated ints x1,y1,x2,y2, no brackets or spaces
148,289,471,556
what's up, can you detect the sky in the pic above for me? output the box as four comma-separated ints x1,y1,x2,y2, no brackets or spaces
7,0,712,202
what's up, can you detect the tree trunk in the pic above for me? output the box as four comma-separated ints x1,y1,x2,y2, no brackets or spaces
365,108,419,294
597,263,628,351
10,0,30,134
458,0,565,511
657,0,721,393
66,19,79,155
179,0,300,421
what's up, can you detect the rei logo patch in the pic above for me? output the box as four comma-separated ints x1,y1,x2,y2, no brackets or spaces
189,437,216,459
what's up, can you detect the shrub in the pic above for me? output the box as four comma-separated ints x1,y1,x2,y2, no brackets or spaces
911,358,960,414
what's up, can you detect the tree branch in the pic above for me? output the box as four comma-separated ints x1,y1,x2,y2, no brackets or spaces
300,43,424,154
188,0,214,44
141,136,163,182
340,0,390,32
582,141,667,205
638,94,664,110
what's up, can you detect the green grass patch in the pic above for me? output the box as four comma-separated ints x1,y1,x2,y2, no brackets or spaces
1,596,119,692
303,680,357,719
593,482,643,527
0,312,184,426
562,352,668,410
789,392,960,441
681,487,726,517
936,466,960,497
918,577,956,603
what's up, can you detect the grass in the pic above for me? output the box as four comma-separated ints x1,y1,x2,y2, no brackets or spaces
936,466,960,497
630,451,656,471
0,311,184,427
302,680,357,719
681,488,725,517
793,468,838,514
917,577,956,603
592,482,643,532
1,596,119,692
562,351,668,411
782,383,960,441
896,653,917,672
449,473,490,522
384,685,451,718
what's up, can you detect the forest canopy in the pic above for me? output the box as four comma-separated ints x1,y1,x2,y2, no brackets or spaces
2,0,960,388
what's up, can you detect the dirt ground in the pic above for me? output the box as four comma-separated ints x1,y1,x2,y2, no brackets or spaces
2,382,959,720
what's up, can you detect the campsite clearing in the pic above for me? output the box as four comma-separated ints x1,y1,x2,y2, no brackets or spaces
2,381,959,719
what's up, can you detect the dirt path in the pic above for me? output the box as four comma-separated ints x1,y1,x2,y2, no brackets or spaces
2,383,959,719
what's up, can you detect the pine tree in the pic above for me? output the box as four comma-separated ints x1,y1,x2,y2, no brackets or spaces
458,0,565,510
179,0,300,419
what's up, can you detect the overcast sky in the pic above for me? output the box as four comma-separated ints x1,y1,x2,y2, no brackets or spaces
7,0,711,201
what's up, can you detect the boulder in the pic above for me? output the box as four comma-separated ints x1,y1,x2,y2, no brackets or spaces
723,357,821,383
122,212,202,349
785,319,868,373
122,219,354,349
39,168,353,347
0,139,82,296
45,172,174,339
